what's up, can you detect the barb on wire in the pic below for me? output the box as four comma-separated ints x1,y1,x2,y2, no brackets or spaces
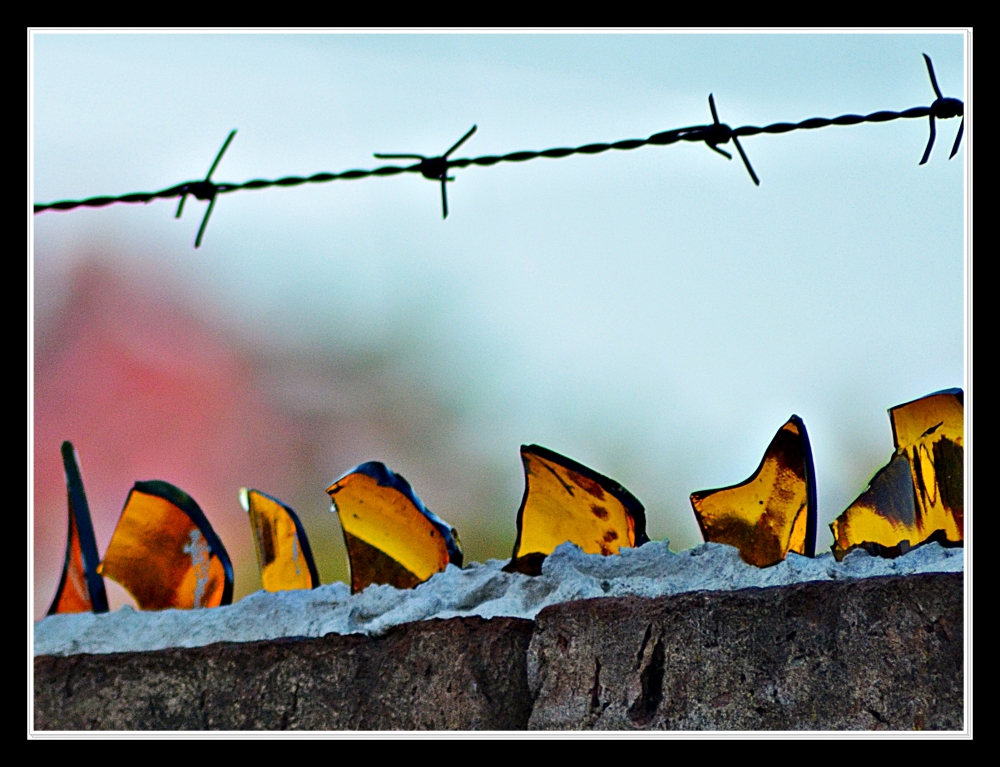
375,124,477,219
699,94,759,186
32,56,964,248
920,53,965,165
174,129,237,248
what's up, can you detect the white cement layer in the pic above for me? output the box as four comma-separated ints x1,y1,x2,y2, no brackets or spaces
34,541,963,657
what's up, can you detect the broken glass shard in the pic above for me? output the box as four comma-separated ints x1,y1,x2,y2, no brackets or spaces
689,415,818,568
98,480,234,609
47,441,109,614
241,488,320,592
326,462,463,594
831,388,963,560
504,444,648,576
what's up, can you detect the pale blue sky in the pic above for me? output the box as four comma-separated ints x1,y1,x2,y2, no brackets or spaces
31,32,967,553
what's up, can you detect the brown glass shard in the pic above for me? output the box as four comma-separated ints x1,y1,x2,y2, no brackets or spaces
241,488,320,592
47,442,109,614
504,445,648,575
343,531,423,592
327,461,463,594
504,552,549,577
98,480,233,610
831,389,963,560
689,416,817,568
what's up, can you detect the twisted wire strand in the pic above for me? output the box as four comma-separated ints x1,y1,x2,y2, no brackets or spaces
32,105,947,216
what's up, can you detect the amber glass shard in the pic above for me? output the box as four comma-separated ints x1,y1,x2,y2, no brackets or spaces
831,389,963,560
505,445,648,575
47,442,109,615
326,462,463,594
98,481,233,610
689,416,817,568
241,488,319,592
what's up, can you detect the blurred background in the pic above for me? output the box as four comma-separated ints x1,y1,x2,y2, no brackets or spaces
31,33,966,615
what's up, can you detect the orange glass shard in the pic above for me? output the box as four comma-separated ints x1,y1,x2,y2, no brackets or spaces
241,488,320,592
326,462,464,594
98,480,233,610
689,416,817,568
505,445,648,575
831,388,963,560
47,442,109,615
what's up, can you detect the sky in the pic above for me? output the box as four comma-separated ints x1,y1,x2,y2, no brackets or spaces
30,31,968,614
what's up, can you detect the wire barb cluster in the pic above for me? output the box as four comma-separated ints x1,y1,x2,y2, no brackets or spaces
33,55,964,249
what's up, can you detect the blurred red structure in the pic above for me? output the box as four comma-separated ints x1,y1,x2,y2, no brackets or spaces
33,259,515,617
32,263,300,615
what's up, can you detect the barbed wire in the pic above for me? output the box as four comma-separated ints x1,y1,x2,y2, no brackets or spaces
33,54,965,248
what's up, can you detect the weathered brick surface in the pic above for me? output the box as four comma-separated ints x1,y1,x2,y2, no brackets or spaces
34,616,535,730
34,574,963,730
527,573,963,730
